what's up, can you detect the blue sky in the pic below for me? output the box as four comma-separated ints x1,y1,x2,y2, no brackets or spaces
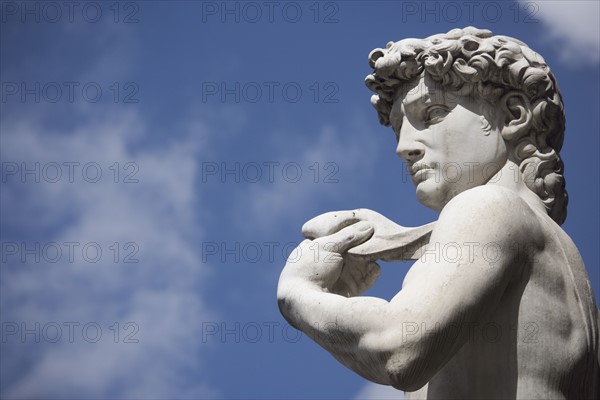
1,1,598,399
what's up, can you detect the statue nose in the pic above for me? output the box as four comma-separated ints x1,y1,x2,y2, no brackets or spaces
396,142,424,163
395,120,425,162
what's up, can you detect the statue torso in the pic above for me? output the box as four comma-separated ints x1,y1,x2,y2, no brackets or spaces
406,208,599,399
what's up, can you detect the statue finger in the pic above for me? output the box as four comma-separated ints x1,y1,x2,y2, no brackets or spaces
302,210,362,239
314,221,374,254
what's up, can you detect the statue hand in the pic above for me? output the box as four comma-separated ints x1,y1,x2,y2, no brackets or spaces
279,222,375,295
329,253,381,297
299,210,394,296
302,209,434,262
302,209,398,240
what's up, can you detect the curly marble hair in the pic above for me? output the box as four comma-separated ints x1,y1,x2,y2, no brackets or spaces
365,27,567,224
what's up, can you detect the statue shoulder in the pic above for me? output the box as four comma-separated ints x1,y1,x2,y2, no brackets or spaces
435,185,543,247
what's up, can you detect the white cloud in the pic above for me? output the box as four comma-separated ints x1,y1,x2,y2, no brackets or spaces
525,0,600,64
0,108,216,399
354,382,404,400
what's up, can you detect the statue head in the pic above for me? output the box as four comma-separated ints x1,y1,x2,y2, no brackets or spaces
365,27,567,224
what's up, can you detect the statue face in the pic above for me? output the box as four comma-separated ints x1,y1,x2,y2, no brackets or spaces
390,74,508,212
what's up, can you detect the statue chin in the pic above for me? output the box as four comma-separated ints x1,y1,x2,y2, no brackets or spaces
415,182,446,213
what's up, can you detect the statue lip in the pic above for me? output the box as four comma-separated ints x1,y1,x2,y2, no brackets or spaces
409,163,433,175
409,163,434,183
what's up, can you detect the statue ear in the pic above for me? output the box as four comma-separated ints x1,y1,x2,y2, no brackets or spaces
499,91,532,141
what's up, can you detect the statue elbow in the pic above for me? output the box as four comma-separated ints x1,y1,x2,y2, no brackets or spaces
277,292,294,325
361,328,433,390
385,352,431,392
276,284,303,331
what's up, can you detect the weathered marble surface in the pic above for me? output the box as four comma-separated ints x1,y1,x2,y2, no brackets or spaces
278,27,599,399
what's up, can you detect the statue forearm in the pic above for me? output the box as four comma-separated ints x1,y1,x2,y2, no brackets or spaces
277,277,395,384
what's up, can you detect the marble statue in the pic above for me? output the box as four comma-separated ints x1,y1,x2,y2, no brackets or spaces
277,27,600,398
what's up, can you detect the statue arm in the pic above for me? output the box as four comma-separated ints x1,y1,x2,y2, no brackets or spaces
277,186,533,391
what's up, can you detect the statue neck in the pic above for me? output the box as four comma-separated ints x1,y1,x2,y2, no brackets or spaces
487,160,547,216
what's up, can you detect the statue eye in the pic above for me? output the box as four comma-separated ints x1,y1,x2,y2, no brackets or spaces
425,106,449,125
